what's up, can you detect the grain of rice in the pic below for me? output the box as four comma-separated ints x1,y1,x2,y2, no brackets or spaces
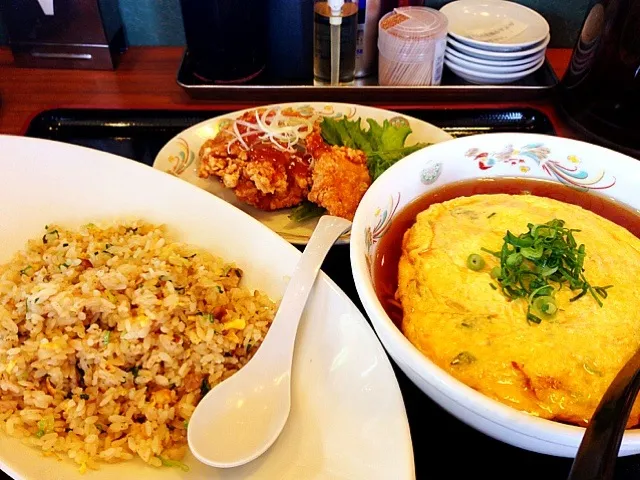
0,221,276,470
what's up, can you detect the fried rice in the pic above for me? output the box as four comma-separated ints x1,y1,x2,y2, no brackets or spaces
0,221,276,472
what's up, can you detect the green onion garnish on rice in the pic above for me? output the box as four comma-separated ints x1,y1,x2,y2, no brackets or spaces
158,456,190,472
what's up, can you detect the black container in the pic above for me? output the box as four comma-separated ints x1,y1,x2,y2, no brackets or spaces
179,0,267,83
558,0,640,158
266,0,314,81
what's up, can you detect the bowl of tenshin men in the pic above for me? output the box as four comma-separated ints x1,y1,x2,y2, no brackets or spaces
350,132,640,457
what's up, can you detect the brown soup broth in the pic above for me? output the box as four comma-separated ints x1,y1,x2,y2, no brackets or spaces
373,178,640,328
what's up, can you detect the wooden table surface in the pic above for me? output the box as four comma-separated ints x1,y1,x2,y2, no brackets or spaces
0,47,573,136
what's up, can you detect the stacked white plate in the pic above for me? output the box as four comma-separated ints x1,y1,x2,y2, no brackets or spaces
440,0,551,85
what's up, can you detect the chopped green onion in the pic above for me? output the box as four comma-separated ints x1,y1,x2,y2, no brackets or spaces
19,265,33,276
466,254,485,271
505,253,524,268
103,331,111,345
481,247,501,258
42,229,59,244
527,313,542,324
594,285,613,299
200,378,211,397
532,296,558,316
583,363,603,377
158,456,190,472
450,351,476,366
36,417,54,438
485,219,612,323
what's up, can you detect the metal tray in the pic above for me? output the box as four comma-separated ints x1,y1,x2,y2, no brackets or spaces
16,107,640,480
177,50,559,103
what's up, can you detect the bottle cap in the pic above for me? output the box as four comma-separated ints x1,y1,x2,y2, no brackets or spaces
328,0,345,15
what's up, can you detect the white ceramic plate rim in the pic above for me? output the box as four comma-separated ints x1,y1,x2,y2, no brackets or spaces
449,31,547,52
445,55,545,79
444,51,542,73
442,0,550,50
350,133,640,456
152,102,453,246
445,45,545,66
0,135,415,480
447,34,550,59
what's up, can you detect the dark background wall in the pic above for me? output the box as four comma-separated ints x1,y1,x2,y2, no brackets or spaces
0,0,588,48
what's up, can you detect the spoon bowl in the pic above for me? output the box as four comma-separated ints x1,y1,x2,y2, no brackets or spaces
188,215,352,468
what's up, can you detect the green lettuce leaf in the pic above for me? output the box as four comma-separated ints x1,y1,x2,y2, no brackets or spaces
288,201,327,222
320,116,430,180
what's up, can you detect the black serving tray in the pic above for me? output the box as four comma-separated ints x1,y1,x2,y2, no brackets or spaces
14,107,640,480
177,49,559,102
25,107,554,167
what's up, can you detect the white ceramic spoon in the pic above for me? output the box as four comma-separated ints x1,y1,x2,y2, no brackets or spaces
188,215,353,468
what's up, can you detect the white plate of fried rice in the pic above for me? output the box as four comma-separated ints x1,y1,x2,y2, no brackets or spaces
0,135,413,480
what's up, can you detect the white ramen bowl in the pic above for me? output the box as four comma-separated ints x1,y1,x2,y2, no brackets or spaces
350,132,640,457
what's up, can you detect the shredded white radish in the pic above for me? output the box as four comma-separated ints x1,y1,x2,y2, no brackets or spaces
224,106,318,153
232,119,250,151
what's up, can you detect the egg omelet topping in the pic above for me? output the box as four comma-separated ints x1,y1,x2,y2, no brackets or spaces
398,194,640,427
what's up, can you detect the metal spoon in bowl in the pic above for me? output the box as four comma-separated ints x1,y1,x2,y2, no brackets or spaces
567,348,640,480
187,215,352,468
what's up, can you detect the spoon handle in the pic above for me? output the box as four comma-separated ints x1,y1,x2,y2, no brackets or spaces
261,215,352,362
567,348,640,480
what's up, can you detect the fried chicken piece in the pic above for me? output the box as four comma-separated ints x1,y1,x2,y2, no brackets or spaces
198,136,247,189
198,132,311,211
306,132,371,221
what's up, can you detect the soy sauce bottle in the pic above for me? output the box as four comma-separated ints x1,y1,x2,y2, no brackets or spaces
313,0,359,84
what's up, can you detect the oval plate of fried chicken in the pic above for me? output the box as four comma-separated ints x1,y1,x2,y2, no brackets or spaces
153,103,453,244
